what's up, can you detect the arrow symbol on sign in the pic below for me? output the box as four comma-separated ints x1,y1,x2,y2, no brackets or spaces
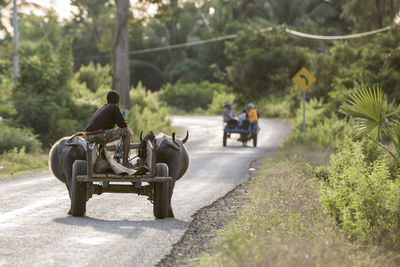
300,74,309,85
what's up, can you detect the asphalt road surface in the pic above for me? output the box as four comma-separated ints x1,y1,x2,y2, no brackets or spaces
0,116,290,267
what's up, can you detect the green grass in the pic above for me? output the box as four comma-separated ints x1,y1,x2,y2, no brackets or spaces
0,147,48,178
196,144,398,266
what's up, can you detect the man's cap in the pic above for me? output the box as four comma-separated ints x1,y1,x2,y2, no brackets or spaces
248,103,255,108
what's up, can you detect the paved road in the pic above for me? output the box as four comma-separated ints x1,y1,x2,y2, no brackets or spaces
0,116,290,267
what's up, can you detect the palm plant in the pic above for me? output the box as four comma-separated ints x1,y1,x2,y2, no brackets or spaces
388,123,400,160
340,87,400,160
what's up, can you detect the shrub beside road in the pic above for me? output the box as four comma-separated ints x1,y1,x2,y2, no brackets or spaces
0,148,47,178
194,144,398,266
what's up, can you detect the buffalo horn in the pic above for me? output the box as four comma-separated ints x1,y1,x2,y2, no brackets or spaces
172,132,176,142
140,131,143,142
182,131,189,144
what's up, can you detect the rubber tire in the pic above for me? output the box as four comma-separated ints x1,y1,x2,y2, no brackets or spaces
153,163,170,219
253,133,257,147
71,160,87,217
223,131,227,147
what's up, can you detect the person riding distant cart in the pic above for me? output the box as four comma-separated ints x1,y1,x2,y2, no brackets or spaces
222,101,237,129
247,103,261,134
247,103,258,123
222,102,259,147
238,109,248,129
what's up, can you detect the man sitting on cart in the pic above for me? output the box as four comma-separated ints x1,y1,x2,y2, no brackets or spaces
237,109,248,129
247,103,258,125
223,101,237,128
85,90,133,168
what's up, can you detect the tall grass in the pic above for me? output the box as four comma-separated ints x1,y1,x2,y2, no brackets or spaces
0,147,48,178
287,98,355,148
197,144,397,266
126,83,173,139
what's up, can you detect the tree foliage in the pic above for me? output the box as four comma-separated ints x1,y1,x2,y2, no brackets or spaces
0,0,400,148
159,81,228,112
12,38,96,144
216,26,309,103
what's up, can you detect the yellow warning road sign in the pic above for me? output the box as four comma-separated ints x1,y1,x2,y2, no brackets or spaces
291,67,316,91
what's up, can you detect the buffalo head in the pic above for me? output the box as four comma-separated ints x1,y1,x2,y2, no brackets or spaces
154,131,189,217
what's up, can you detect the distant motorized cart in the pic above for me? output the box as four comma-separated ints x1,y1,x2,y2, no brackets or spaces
223,120,259,147
70,139,171,218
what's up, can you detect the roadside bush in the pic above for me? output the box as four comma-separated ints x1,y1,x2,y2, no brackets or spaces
256,95,292,118
207,90,235,115
320,138,400,247
159,81,228,112
126,83,172,139
197,144,395,266
74,62,112,92
287,98,355,148
70,78,109,108
0,122,41,154
0,147,47,177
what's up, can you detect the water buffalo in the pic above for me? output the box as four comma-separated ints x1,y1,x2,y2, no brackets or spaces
49,135,86,213
49,131,189,218
153,131,189,218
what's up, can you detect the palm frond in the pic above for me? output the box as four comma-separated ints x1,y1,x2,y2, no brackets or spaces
340,87,390,140
389,123,400,160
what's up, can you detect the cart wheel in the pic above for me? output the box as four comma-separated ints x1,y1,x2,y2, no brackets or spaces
153,163,170,219
71,160,87,217
223,131,228,147
253,133,257,147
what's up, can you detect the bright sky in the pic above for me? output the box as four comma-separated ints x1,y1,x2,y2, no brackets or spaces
25,0,77,20
24,0,157,21
0,0,158,37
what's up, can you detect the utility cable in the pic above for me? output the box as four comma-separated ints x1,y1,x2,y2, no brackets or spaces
284,25,391,40
128,33,238,55
74,25,393,62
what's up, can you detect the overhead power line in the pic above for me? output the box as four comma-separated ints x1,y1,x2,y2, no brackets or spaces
75,25,392,62
285,26,392,40
128,33,238,55
128,25,392,55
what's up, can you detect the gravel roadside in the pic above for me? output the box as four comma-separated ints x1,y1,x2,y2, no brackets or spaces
156,161,260,267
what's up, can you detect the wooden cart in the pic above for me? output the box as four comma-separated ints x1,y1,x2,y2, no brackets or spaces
223,121,258,147
70,140,172,218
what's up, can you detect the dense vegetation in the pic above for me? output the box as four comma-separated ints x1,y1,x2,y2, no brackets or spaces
1,0,400,253
197,144,399,266
0,0,399,148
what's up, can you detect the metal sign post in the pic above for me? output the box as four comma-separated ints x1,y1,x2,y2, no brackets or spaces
291,67,316,139
302,91,306,138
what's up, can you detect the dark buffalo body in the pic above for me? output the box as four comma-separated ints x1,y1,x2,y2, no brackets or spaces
49,136,86,199
49,132,189,218
155,132,189,217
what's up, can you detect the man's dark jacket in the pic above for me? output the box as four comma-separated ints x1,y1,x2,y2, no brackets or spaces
86,104,127,133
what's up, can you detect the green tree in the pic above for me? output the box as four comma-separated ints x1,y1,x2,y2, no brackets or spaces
215,26,309,103
75,62,112,92
18,10,63,57
159,81,228,111
341,0,400,30
13,38,96,144
65,0,115,68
